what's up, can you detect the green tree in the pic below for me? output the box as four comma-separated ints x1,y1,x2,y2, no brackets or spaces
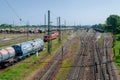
106,15,120,34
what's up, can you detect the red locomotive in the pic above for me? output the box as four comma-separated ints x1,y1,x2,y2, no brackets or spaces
44,32,59,42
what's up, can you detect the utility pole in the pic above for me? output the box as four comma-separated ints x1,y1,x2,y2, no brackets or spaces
44,14,46,33
48,10,51,54
58,17,61,43
11,20,14,33
57,17,59,31
64,20,66,28
64,20,66,32
27,21,29,40
13,20,14,27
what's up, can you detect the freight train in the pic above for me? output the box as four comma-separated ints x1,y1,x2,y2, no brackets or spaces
0,29,45,34
0,38,44,67
44,32,59,42
94,28,104,33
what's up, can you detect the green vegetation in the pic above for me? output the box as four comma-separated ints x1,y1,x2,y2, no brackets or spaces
0,32,69,80
98,35,103,45
105,15,120,34
103,15,120,69
55,60,73,80
0,51,47,80
113,34,120,65
92,14,120,34
55,36,80,80
112,34,120,74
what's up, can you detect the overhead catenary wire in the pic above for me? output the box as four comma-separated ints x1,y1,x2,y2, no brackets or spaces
50,11,66,26
3,0,26,25
4,0,21,21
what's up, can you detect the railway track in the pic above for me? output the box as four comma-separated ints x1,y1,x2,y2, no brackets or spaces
104,36,113,80
66,40,85,79
91,32,114,80
66,31,94,80
66,30,114,80
77,37,90,80
34,32,76,80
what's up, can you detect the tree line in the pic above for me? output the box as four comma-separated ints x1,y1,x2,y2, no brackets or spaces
92,15,120,34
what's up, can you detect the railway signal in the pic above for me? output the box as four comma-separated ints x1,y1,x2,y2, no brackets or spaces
44,14,47,34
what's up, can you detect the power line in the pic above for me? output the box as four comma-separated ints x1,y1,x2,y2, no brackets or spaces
4,0,22,21
50,11,66,26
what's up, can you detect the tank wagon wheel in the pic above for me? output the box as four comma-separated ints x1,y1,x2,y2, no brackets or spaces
8,58,15,66
0,63,7,69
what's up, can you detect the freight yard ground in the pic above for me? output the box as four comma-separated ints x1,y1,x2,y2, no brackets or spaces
0,31,70,48
0,29,119,80
0,33,43,48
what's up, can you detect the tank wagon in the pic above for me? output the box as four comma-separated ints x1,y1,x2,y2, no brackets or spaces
0,38,44,66
0,47,15,65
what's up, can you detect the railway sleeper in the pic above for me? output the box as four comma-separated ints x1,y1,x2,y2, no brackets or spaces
106,63,110,75
95,62,98,73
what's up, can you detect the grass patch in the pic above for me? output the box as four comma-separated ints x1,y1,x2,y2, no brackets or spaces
55,36,80,80
55,60,73,80
113,34,120,74
98,35,103,45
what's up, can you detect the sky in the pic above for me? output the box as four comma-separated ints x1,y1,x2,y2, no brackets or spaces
0,0,120,25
